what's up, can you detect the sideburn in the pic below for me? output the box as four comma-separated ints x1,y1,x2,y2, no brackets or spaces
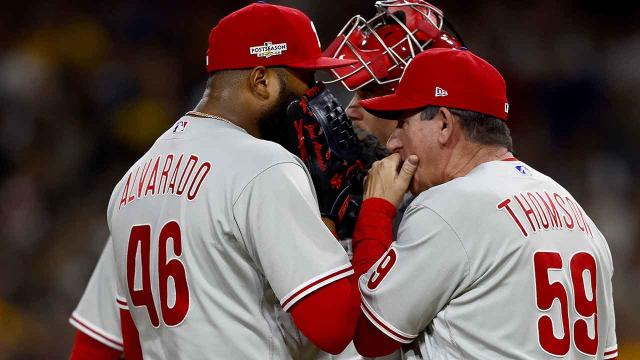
257,70,298,144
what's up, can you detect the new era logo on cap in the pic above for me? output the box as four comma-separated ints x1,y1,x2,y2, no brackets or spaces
435,87,448,97
250,42,288,58
359,49,509,121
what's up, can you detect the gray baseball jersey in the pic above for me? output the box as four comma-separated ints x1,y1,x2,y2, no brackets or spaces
359,160,617,359
107,115,353,359
69,237,123,352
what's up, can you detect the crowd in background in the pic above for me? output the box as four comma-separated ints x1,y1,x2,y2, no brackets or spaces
0,1,638,358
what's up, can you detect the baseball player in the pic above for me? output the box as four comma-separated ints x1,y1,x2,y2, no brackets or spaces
322,4,465,359
69,237,125,359
326,0,464,146
70,3,366,359
67,2,460,359
324,0,465,242
348,48,618,359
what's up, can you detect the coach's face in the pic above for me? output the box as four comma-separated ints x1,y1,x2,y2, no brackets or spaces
386,107,451,194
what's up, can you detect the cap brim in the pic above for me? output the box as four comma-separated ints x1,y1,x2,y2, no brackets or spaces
288,56,358,70
359,94,426,120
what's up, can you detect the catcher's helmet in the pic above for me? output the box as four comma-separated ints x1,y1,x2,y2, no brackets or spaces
323,0,465,92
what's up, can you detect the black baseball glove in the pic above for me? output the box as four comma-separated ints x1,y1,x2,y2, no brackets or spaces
284,83,379,237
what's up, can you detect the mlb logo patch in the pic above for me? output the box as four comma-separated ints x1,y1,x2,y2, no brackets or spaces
173,120,189,133
515,164,531,176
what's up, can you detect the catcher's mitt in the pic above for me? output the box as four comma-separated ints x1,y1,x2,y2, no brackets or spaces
284,83,379,236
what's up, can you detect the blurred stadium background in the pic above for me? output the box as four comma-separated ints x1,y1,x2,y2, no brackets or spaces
0,0,638,358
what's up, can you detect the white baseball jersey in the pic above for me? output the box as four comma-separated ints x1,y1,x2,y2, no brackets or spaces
69,237,123,352
359,159,617,359
107,115,353,359
69,240,387,360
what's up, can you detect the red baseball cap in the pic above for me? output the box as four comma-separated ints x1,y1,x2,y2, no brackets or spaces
360,48,509,120
206,3,357,72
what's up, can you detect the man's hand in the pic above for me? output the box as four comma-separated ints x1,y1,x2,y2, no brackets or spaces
364,154,419,208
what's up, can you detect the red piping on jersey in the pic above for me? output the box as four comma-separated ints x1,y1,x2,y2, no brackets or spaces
502,157,518,161
70,315,123,350
281,265,353,310
361,302,415,342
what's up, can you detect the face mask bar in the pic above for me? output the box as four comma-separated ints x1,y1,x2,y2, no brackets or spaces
324,0,456,92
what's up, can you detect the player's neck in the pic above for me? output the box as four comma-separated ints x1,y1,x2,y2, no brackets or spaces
193,90,260,137
446,145,512,180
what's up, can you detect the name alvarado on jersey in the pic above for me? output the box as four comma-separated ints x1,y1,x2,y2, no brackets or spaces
118,153,211,209
497,191,593,238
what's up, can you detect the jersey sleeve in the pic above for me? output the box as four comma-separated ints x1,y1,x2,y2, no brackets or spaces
358,205,469,343
233,162,352,311
604,305,617,359
69,237,124,352
604,254,618,359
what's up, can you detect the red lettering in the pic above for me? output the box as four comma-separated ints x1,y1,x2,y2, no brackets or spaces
497,198,528,237
515,193,539,232
128,167,140,203
137,159,153,198
167,155,184,195
553,193,574,229
565,198,585,232
528,192,550,230
119,172,132,209
543,192,561,229
145,156,161,196
159,154,174,194
568,199,593,238
176,155,198,196
187,162,212,201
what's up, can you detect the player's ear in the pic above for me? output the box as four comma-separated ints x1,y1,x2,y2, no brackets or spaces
248,66,277,101
438,107,455,145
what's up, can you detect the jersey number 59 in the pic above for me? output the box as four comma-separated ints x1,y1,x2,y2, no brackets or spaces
127,222,190,327
534,251,598,357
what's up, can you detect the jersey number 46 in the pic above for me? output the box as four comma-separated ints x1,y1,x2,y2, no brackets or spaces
127,222,190,327
534,251,597,357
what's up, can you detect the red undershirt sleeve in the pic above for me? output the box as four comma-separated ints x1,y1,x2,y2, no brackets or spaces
352,198,403,356
120,309,143,360
288,218,359,355
69,331,121,360
286,199,402,357
290,277,360,354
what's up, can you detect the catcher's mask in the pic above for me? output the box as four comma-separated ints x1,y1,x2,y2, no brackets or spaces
323,0,465,92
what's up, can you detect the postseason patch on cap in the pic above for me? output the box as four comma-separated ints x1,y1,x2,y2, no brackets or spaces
250,41,288,58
